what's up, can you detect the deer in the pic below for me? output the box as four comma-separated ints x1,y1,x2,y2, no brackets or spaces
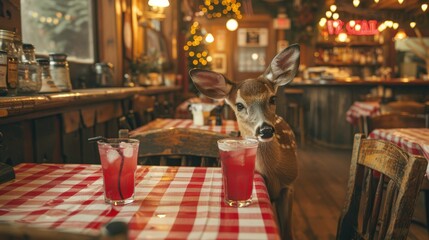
189,44,300,240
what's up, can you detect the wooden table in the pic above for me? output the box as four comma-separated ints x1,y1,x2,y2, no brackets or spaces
0,163,280,239
130,118,239,136
369,128,429,179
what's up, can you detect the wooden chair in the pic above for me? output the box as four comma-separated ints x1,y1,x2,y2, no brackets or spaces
380,100,425,115
365,112,425,135
133,128,230,167
337,134,428,240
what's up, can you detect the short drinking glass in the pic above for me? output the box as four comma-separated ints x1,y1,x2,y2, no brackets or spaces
217,138,259,207
97,138,139,205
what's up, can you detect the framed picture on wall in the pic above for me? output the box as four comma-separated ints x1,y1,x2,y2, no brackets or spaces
212,53,227,74
238,28,268,47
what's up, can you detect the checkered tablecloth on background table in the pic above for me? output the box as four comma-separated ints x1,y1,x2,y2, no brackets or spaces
130,118,239,136
369,128,429,179
0,163,279,239
346,101,381,125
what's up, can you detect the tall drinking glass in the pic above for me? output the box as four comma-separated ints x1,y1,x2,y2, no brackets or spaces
217,138,259,207
97,138,139,205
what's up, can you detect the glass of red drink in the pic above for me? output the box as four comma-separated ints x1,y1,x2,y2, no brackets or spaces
97,138,139,205
217,137,259,207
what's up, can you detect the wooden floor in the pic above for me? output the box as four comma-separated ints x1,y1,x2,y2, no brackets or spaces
293,143,429,240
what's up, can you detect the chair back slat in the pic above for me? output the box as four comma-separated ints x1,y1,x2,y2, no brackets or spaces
337,134,427,240
134,128,229,166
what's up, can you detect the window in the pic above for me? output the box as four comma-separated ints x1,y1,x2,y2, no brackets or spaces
20,0,95,63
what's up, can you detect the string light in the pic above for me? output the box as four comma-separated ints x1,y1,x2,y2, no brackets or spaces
397,0,404,4
353,0,360,7
319,17,327,27
422,3,428,12
374,0,379,3
326,11,332,18
226,18,238,31
333,13,339,20
410,22,416,28
329,5,337,12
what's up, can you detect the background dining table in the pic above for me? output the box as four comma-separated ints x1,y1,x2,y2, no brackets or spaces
369,128,429,179
130,118,239,136
0,163,279,240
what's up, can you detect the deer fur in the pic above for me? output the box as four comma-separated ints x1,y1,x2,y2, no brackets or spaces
189,44,300,239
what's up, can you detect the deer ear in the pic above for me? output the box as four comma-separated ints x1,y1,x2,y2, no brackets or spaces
189,69,234,99
263,43,300,87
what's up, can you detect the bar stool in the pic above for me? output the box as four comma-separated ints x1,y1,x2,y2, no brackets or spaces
284,88,305,146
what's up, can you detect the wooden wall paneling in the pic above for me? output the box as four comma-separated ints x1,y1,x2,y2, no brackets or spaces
33,116,62,163
97,0,123,86
80,106,97,164
61,111,82,163
0,0,21,33
0,121,32,166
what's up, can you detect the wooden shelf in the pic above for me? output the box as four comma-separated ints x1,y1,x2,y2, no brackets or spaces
315,42,383,48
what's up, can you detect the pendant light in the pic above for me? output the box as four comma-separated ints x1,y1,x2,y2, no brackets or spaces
148,0,170,8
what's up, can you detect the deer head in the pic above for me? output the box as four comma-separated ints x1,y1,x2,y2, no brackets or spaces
189,44,300,142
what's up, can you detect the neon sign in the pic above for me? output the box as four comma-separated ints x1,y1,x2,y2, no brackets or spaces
326,20,379,35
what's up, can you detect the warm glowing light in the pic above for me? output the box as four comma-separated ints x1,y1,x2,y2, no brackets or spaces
349,20,356,27
398,0,404,4
353,0,360,7
205,33,214,43
333,13,339,20
330,4,337,12
410,22,416,28
338,32,348,42
394,29,407,40
385,20,393,28
422,3,428,12
354,24,361,31
333,21,340,28
226,18,238,31
148,0,170,7
326,11,332,18
392,22,399,29
251,53,259,60
319,18,327,27
374,0,379,3
378,23,387,32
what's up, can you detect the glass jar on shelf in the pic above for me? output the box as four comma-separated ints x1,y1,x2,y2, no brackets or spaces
0,29,18,96
49,53,72,91
0,50,8,96
17,44,41,94
37,58,60,93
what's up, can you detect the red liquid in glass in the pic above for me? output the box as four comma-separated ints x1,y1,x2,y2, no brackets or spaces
99,145,138,201
220,147,257,201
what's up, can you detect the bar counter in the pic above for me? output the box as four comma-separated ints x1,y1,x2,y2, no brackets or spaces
0,86,181,165
288,78,429,148
0,86,181,124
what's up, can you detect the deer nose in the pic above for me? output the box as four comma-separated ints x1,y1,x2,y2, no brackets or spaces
257,123,275,140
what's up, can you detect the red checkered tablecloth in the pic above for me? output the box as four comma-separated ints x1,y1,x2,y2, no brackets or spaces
346,101,381,125
369,128,429,179
0,163,279,239
130,118,239,136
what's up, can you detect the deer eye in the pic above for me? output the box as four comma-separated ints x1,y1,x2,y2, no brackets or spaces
236,103,245,111
269,96,276,105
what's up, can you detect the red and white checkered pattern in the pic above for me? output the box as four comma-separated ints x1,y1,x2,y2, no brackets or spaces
0,164,279,240
346,101,381,125
130,118,239,136
369,128,429,179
